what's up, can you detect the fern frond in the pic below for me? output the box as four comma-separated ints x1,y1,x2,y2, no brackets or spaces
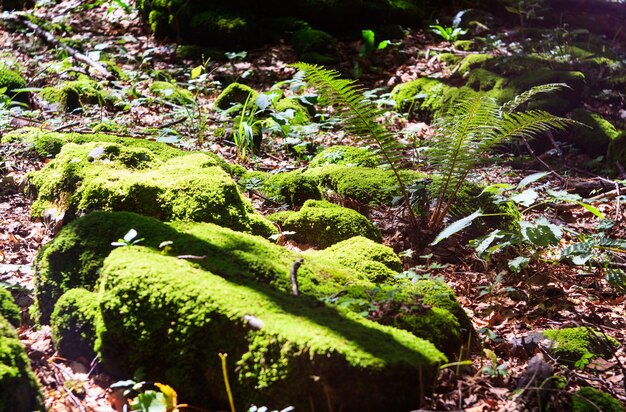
501,83,570,113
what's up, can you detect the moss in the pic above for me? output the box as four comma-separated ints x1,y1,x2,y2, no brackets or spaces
28,143,264,234
312,236,402,282
573,387,624,412
438,52,462,66
0,64,26,99
543,327,619,366
90,120,128,134
190,10,263,48
569,109,619,156
39,78,115,111
51,288,99,360
466,68,508,92
309,145,378,168
305,165,427,206
454,40,475,51
176,45,223,60
149,81,194,105
510,69,586,115
457,54,494,75
262,170,322,207
213,82,257,111
0,289,19,328
391,77,450,119
274,97,313,125
97,246,446,409
291,28,336,61
607,131,626,169
0,315,44,412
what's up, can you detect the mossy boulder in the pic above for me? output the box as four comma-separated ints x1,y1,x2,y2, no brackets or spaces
268,200,381,248
291,28,336,63
305,165,427,206
96,246,446,409
27,142,271,234
51,288,99,361
149,81,194,105
510,69,586,115
453,40,475,51
36,211,468,359
0,315,44,412
607,131,626,169
213,82,257,111
568,109,619,156
457,53,495,75
0,64,26,101
190,9,264,49
39,79,114,111
0,289,19,328
391,77,450,119
543,327,619,366
274,97,314,125
312,236,402,282
241,169,322,207
309,145,378,168
573,387,624,412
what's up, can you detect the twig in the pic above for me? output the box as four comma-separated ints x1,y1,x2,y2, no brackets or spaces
290,258,303,296
53,122,80,132
1,12,114,79
177,255,206,260
158,116,187,129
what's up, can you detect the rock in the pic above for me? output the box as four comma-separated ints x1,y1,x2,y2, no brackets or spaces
309,145,378,168
149,81,194,105
573,386,624,412
542,326,619,367
391,77,450,119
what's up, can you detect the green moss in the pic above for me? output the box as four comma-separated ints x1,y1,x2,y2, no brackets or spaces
0,289,19,328
573,387,624,412
39,78,115,111
454,40,475,51
213,82,257,111
466,68,508,91
97,246,446,409
28,143,264,234
268,200,381,248
263,170,322,207
51,288,99,360
305,165,427,206
607,131,626,169
313,236,402,282
0,315,44,411
457,54,494,75
291,28,336,62
190,10,262,48
90,120,128,134
511,69,585,115
569,109,619,156
391,77,450,119
438,52,462,66
274,97,313,125
543,327,619,366
149,81,194,105
309,146,378,168
0,65,26,99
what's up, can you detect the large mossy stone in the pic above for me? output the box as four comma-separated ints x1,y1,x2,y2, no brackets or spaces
240,169,322,207
568,109,619,156
0,289,20,328
51,288,99,361
96,246,446,410
543,327,619,367
309,145,378,168
27,142,273,235
0,64,26,101
268,200,382,247
149,81,194,105
290,28,336,63
573,386,625,412
37,212,469,359
0,315,44,412
391,77,450,119
607,130,626,169
213,82,257,111
39,79,115,112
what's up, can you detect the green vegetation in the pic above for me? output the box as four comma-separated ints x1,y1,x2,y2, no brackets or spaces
214,82,257,111
51,288,99,360
391,77,450,119
39,78,115,111
543,327,619,366
309,145,378,168
573,387,624,412
149,81,194,105
0,65,26,99
0,289,19,328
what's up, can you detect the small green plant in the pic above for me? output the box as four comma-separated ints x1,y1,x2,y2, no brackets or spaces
111,378,178,412
353,29,390,77
482,348,509,377
429,10,468,43
504,0,547,28
111,229,143,247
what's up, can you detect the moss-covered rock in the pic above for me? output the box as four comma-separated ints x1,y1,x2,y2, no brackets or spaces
149,81,194,105
51,288,99,360
0,315,44,412
607,130,626,169
454,40,475,51
0,64,26,100
305,165,427,206
97,246,446,409
39,78,114,111
573,387,624,412
543,327,619,366
28,143,272,235
510,68,586,115
274,97,313,125
391,77,450,119
213,82,257,111
268,200,381,247
309,145,378,168
313,236,402,282
0,289,19,328
241,169,322,207
291,28,336,63
190,9,263,49
569,109,619,156
457,53,495,75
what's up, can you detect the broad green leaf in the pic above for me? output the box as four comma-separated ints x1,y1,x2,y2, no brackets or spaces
511,189,538,206
520,218,562,246
577,202,604,219
517,171,549,189
377,40,390,50
191,65,203,79
0,87,7,94
508,256,530,273
255,93,271,111
546,189,581,202
361,30,376,49
473,229,504,255
431,210,482,245
479,183,514,195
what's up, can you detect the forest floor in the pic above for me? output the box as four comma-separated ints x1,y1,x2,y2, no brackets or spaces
1,0,626,411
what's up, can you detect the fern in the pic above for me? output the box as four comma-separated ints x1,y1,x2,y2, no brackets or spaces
292,62,416,223
428,87,574,231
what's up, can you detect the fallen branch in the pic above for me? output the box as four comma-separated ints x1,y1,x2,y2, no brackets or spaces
1,12,114,79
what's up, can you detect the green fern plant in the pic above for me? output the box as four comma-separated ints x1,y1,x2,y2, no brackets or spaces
427,84,574,233
292,62,417,224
